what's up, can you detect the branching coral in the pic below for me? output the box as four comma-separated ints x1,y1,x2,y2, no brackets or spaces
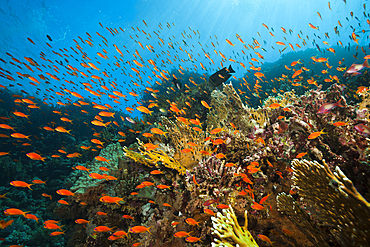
278,159,370,246
211,205,258,247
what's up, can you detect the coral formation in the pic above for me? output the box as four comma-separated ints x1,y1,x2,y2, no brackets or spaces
211,205,258,247
278,159,370,246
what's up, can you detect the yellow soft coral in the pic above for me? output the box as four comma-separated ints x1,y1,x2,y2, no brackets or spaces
211,205,258,247
123,140,187,175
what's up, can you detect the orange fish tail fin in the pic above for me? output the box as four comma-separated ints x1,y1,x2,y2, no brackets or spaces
28,184,33,190
23,211,31,217
147,226,152,234
363,59,370,68
336,98,344,108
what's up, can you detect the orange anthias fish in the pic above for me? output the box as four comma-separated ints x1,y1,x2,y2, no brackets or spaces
10,181,33,190
26,152,46,162
296,152,308,158
56,189,75,196
257,234,273,245
200,100,211,109
308,129,327,139
251,202,265,210
0,219,14,229
94,226,115,232
75,219,90,224
150,170,163,175
185,218,200,226
95,156,110,163
151,128,167,136
186,236,202,243
174,231,192,238
4,208,29,216
129,226,152,234
99,196,123,205
269,103,281,109
333,121,349,127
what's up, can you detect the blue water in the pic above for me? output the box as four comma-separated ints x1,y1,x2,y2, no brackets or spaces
0,0,366,116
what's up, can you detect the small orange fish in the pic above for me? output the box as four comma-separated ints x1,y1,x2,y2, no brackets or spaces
122,215,134,220
259,193,271,205
257,234,273,245
42,193,52,200
185,218,200,226
95,156,110,163
333,121,349,126
129,226,151,234
10,181,33,190
75,219,90,224
58,200,69,205
11,133,30,139
296,152,307,158
143,143,158,151
203,207,216,216
186,236,202,243
200,100,211,109
174,231,192,238
282,228,294,236
44,223,63,230
308,129,327,139
251,202,265,210
215,153,226,159
150,170,163,175
32,179,46,184
151,128,167,136
56,189,75,196
94,226,115,232
4,208,29,216
50,231,66,236
156,185,171,189
0,219,14,229
216,204,229,209
226,39,235,46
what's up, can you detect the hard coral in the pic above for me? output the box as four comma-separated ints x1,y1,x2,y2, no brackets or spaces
211,205,258,247
278,159,370,246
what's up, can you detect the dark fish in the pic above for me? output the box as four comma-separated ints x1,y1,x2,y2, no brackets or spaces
208,65,235,87
46,35,52,41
